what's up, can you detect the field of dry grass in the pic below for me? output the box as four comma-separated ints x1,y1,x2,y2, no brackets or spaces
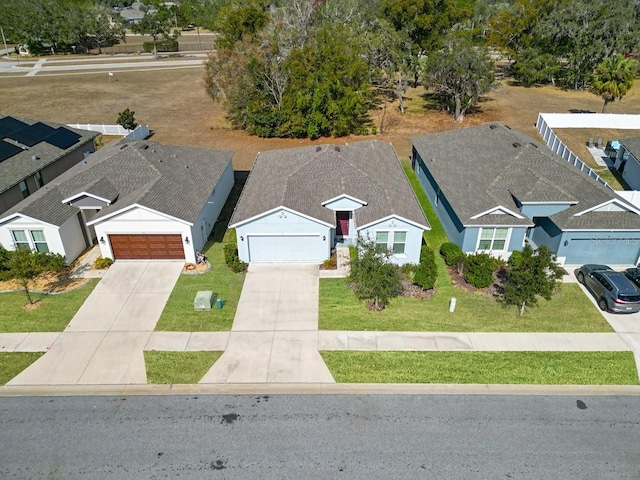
1,63,640,172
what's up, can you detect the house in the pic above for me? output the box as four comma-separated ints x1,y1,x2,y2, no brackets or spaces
412,124,640,266
229,141,430,264
614,137,640,190
0,140,234,264
0,115,98,214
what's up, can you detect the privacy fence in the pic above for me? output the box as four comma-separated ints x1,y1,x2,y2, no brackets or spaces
67,124,150,140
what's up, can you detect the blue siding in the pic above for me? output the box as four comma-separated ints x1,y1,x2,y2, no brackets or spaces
520,204,572,217
461,228,479,252
413,152,465,247
508,228,527,251
530,217,563,253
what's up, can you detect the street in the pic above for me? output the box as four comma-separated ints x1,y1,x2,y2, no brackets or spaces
1,394,639,479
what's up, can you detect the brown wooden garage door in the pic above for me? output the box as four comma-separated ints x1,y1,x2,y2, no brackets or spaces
109,234,185,260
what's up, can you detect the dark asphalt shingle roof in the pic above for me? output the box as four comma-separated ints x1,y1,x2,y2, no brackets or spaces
411,124,640,231
1,140,233,227
230,140,429,230
0,115,98,194
619,137,640,164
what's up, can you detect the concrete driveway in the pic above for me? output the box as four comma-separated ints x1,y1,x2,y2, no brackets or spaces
7,261,183,386
200,263,335,384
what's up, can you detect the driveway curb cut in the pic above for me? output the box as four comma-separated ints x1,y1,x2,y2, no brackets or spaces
1,383,639,397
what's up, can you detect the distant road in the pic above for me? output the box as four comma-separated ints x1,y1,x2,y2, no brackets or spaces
1,394,639,479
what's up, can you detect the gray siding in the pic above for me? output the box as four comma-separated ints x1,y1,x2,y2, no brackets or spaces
41,146,92,184
620,147,640,190
520,203,572,217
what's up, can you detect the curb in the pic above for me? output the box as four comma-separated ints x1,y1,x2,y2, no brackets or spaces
1,383,640,397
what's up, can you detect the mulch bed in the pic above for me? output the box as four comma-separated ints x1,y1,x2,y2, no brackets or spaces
447,265,505,297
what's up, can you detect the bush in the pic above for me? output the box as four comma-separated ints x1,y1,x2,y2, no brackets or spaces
142,39,178,53
439,242,464,266
93,256,113,269
413,245,438,290
464,253,496,288
223,243,246,273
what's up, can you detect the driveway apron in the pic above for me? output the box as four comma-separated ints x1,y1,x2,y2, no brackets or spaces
7,261,183,386
200,263,335,383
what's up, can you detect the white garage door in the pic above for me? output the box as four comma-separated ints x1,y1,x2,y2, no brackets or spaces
247,235,321,262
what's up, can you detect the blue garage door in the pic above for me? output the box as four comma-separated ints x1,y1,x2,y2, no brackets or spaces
564,237,640,265
247,235,321,262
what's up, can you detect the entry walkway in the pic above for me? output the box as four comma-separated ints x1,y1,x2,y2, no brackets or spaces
6,261,183,386
199,263,335,384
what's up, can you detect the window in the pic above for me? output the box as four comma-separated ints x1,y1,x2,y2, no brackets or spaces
19,180,29,199
11,230,30,250
30,230,49,253
375,231,407,255
35,171,43,189
478,227,509,251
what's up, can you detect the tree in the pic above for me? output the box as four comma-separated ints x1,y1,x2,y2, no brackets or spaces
503,244,563,316
116,108,137,130
82,4,126,54
421,35,495,122
0,249,65,305
512,48,560,87
591,55,637,113
348,237,402,310
131,7,177,57
413,245,437,290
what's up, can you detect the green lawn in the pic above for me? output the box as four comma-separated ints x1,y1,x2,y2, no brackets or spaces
144,351,222,383
0,352,44,385
319,163,612,333
0,280,98,332
154,231,244,332
321,351,639,384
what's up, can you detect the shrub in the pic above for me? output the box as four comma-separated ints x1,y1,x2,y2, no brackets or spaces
464,253,496,288
93,256,113,269
413,245,438,290
223,243,246,273
439,242,464,266
321,255,337,269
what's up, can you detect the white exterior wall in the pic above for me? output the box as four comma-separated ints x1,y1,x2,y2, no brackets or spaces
358,217,424,265
235,209,331,263
0,216,72,261
323,197,364,210
190,161,234,253
58,215,87,263
93,207,194,262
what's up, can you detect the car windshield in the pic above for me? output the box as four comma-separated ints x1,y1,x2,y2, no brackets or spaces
619,294,640,303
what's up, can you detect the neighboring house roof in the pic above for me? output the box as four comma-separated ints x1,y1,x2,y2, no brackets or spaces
230,140,429,229
619,137,640,162
412,124,640,231
0,140,233,227
0,115,98,194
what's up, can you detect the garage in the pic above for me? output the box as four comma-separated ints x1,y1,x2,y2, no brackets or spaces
247,234,323,262
109,234,185,260
564,237,640,265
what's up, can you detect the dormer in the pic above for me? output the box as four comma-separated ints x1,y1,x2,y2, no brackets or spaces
61,178,119,209
574,199,640,217
321,194,367,212
470,205,524,220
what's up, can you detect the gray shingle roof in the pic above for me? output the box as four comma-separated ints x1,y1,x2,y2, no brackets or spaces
0,115,98,193
1,140,233,227
619,137,640,162
230,140,429,230
411,124,640,231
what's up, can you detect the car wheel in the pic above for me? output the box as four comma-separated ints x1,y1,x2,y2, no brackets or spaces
577,272,585,284
598,298,608,312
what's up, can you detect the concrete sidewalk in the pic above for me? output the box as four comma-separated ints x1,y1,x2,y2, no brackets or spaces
199,263,335,384
6,261,183,386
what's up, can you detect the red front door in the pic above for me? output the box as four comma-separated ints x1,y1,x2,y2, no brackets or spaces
336,211,349,236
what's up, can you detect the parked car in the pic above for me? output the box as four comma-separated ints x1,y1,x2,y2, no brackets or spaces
624,268,640,288
575,264,640,313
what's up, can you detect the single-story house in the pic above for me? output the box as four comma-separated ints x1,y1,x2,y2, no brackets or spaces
0,115,98,214
412,123,640,266
229,141,430,265
614,137,640,190
0,140,234,263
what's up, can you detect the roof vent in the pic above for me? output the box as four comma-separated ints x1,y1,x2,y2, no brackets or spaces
430,157,435,162
185,165,189,169
316,146,321,152
120,144,129,150
31,155,39,161
335,146,340,152
504,124,511,130
529,142,538,148
173,154,177,158
140,144,149,150
513,142,522,148
489,124,498,129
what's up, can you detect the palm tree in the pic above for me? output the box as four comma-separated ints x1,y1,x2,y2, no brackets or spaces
591,55,637,113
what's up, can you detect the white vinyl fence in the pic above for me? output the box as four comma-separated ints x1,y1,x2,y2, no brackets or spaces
67,124,150,140
534,113,640,191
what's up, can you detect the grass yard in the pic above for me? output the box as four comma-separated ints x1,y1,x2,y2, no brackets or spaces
144,351,222,384
0,352,44,385
0,280,98,332
321,351,639,385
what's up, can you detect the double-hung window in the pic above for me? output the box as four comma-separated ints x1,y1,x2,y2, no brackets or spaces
375,231,407,255
11,230,30,250
478,227,508,251
30,230,49,253
10,230,49,253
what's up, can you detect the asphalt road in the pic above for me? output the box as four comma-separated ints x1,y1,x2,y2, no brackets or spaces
1,394,639,479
